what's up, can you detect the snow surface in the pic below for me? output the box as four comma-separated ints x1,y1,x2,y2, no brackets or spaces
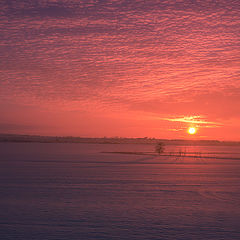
0,143,240,240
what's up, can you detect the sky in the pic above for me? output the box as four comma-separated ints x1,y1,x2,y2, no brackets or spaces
0,0,240,140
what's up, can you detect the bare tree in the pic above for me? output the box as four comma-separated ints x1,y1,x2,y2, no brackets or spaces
155,142,165,155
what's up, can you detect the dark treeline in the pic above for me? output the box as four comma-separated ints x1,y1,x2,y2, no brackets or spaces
0,134,240,146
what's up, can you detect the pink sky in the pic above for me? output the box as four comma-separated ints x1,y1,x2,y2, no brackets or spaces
0,0,240,140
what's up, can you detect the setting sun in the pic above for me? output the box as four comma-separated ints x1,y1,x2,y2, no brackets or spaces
188,127,197,135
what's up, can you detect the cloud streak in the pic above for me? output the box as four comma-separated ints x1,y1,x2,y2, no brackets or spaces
162,116,222,127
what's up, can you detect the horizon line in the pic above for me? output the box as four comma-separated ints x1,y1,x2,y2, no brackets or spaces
0,132,239,143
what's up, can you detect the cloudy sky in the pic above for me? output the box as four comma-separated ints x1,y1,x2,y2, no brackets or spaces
0,0,239,140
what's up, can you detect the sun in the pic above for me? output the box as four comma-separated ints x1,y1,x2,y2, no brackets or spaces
188,127,196,135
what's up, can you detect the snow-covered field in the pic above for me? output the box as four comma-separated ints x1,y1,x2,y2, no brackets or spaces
0,143,240,240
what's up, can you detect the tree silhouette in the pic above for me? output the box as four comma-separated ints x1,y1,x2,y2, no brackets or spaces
155,142,165,155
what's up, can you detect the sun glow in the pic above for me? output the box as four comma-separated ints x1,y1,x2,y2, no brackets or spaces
188,127,196,135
